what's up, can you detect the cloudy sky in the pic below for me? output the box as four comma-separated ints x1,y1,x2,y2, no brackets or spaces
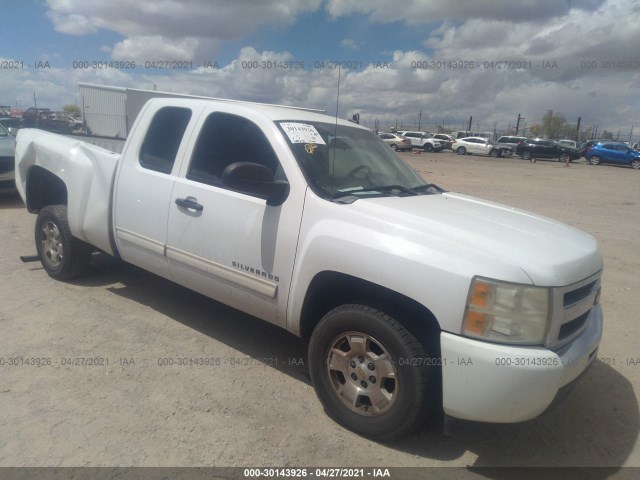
1,0,639,137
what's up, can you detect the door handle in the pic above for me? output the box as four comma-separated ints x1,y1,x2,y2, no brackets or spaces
175,197,204,212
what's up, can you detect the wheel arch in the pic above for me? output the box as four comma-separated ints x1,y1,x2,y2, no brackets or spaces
25,165,68,213
299,271,441,350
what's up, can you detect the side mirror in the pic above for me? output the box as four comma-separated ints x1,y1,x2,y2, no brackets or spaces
221,162,289,207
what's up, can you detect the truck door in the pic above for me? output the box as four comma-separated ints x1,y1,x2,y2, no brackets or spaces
113,103,201,279
165,109,305,327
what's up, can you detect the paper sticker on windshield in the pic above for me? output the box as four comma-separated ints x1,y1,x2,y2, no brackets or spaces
280,122,326,145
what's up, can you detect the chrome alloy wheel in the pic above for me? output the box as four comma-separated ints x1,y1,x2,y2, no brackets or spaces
40,221,63,268
326,331,398,416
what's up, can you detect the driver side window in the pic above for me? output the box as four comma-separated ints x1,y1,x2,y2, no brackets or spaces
187,112,281,187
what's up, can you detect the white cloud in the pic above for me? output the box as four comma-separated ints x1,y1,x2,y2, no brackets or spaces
324,0,599,24
46,12,98,35
6,0,637,137
111,36,202,63
45,0,323,54
341,39,360,51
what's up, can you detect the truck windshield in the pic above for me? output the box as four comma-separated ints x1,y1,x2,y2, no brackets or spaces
277,121,435,201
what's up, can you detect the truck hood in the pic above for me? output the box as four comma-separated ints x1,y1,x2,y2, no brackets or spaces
352,192,602,287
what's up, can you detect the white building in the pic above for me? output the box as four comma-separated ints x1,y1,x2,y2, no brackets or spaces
78,83,324,138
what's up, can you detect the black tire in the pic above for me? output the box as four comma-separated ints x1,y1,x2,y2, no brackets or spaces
456,146,466,155
423,144,434,152
35,205,93,280
521,151,532,160
490,149,500,157
308,304,435,440
589,155,601,165
390,144,398,151
559,153,569,162
631,159,640,170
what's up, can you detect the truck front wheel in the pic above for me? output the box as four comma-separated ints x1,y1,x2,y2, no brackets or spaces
35,205,93,280
308,304,435,440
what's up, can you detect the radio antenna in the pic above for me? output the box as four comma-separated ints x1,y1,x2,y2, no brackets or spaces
335,65,341,131
331,66,341,194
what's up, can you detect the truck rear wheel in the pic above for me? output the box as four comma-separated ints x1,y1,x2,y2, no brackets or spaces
35,205,93,280
308,304,435,440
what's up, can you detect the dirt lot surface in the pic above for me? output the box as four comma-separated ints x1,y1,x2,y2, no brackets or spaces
1,151,639,475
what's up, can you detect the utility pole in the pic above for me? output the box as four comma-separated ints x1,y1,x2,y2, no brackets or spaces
515,113,523,136
33,91,37,109
418,109,422,131
468,115,472,131
576,117,581,141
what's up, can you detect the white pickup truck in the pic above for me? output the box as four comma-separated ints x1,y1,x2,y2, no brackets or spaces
15,97,603,440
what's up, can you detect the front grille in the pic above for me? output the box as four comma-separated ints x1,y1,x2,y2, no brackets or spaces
546,272,601,350
564,281,597,307
0,156,14,175
559,311,590,341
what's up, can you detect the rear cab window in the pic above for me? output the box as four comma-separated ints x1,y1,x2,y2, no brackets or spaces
139,107,192,174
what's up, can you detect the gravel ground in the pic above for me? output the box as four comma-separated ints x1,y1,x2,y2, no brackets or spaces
0,151,638,475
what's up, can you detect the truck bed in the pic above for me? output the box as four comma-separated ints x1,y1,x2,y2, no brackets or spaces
15,129,120,255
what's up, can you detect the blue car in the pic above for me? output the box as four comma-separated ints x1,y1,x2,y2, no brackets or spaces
586,142,640,169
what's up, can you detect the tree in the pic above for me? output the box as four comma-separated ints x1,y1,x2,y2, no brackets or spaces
539,111,567,138
63,104,80,115
529,123,542,137
529,111,578,139
601,130,613,140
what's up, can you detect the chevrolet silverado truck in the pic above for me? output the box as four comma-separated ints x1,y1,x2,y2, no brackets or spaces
15,97,603,440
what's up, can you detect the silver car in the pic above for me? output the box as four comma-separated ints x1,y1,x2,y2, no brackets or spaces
0,123,16,191
378,132,412,151
452,137,513,157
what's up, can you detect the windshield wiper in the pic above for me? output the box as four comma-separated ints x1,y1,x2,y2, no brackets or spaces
330,184,444,203
364,185,420,196
330,185,414,200
409,183,445,194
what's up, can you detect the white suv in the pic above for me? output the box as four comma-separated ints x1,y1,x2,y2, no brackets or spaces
396,131,443,152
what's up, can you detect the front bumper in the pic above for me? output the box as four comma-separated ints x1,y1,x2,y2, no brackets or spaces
440,304,602,423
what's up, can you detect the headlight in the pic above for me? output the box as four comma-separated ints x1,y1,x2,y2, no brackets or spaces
462,277,550,345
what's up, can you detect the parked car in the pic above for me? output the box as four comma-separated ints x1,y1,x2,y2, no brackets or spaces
585,142,640,169
451,130,474,139
516,138,581,162
496,136,527,153
0,117,22,136
0,123,16,190
452,137,513,157
65,114,84,131
432,133,455,150
396,131,443,152
579,139,609,158
557,139,577,149
378,132,412,151
22,108,72,134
